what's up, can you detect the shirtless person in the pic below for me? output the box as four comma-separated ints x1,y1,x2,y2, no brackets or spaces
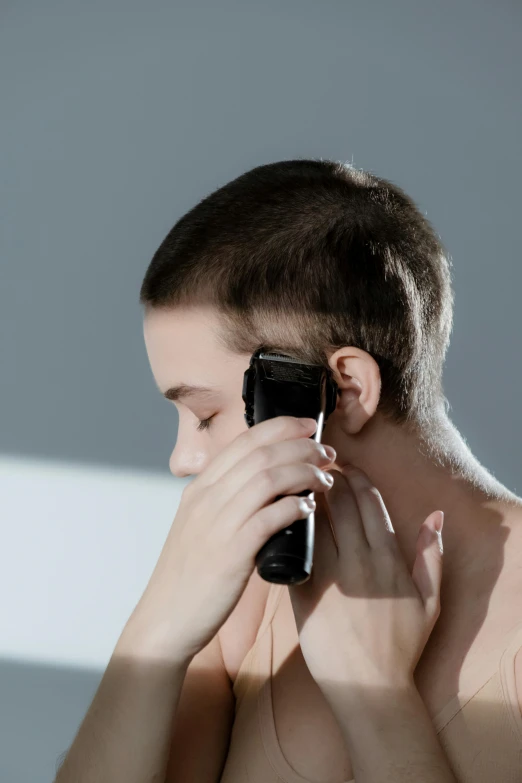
55,160,522,783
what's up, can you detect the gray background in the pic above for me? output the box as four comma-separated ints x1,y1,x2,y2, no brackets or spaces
1,1,521,781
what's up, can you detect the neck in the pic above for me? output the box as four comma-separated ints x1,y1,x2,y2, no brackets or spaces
322,409,522,593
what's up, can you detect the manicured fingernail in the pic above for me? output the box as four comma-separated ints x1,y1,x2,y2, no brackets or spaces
434,511,444,533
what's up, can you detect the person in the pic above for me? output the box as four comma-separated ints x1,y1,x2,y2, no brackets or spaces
55,160,522,783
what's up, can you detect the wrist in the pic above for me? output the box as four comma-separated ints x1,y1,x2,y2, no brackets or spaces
341,677,421,727
322,668,416,722
117,602,194,670
328,681,456,782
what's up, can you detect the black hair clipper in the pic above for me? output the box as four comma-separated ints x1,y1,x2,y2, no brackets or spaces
242,349,340,585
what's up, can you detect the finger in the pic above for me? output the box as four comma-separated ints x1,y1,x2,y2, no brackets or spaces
411,512,444,619
307,491,340,584
341,466,400,553
322,468,370,554
194,416,317,489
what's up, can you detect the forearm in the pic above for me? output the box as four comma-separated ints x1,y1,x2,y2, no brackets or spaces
329,681,456,783
55,608,191,783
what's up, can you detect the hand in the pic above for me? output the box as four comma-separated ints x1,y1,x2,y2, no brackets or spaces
130,416,335,664
288,464,444,703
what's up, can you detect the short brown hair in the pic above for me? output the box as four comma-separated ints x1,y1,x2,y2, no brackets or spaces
139,159,454,429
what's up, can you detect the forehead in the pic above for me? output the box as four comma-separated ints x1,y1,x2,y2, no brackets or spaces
143,306,244,394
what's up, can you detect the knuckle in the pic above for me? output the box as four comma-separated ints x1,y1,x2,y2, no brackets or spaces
254,445,271,469
258,467,276,490
375,544,397,566
280,415,298,432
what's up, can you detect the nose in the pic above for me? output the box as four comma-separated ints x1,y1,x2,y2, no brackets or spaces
169,444,208,479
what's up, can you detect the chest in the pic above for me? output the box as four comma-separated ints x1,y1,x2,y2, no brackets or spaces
264,589,468,782
255,588,509,783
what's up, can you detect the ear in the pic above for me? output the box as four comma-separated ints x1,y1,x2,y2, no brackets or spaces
327,347,381,434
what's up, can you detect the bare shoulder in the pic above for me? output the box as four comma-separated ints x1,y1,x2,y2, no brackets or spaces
218,571,272,683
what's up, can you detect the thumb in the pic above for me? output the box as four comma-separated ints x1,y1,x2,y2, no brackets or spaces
411,511,444,621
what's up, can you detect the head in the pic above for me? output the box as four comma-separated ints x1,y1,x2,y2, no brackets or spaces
140,159,455,479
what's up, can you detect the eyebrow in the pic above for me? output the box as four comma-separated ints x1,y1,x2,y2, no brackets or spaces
163,384,221,402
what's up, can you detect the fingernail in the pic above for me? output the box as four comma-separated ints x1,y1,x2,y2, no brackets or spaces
434,511,444,533
323,445,336,460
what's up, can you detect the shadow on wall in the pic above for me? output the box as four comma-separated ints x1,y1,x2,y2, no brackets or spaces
0,657,102,783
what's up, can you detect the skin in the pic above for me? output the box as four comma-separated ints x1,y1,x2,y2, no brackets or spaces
143,303,522,778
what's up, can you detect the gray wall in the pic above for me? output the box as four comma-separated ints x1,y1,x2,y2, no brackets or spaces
0,4,521,780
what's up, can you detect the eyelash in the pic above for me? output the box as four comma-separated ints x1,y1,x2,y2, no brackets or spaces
196,415,214,432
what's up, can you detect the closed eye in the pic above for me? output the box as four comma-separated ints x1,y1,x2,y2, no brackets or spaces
197,415,214,432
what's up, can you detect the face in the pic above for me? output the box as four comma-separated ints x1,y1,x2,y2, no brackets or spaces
143,306,252,478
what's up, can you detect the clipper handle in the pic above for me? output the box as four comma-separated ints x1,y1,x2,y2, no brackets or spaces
254,505,314,585
254,433,317,585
